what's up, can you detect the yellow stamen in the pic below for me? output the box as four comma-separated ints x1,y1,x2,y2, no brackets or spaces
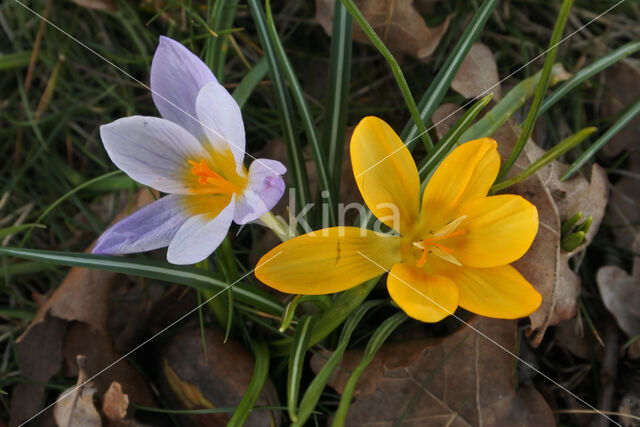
414,216,467,267
188,160,241,195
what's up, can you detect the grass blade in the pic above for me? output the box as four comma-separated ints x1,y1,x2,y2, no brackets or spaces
323,0,353,191
332,311,408,425
270,277,378,356
460,63,570,141
0,248,283,315
498,0,574,181
418,93,493,181
293,300,384,427
287,315,314,422
227,341,271,427
231,57,268,109
341,0,432,150
247,0,311,222
205,0,240,82
265,0,336,225
401,0,498,147
540,40,640,115
562,96,640,180
492,126,597,192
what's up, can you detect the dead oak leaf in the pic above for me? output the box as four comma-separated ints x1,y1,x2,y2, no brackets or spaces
316,0,450,60
451,42,502,100
54,355,101,427
597,236,640,344
311,317,554,426
11,190,156,426
492,120,609,346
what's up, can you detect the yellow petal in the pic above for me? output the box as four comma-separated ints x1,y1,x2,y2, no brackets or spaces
446,195,538,268
255,227,402,295
445,264,542,319
351,117,420,235
387,262,459,322
420,138,499,231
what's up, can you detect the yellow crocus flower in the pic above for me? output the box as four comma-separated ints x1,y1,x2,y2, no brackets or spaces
256,117,542,322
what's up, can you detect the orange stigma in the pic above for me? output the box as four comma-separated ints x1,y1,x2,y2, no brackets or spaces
415,229,465,267
188,160,240,195
413,215,467,267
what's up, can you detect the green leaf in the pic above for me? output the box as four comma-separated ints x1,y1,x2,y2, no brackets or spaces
498,0,574,181
323,0,353,193
270,277,378,356
0,248,284,315
205,0,240,81
247,0,311,223
562,96,640,180
460,63,570,142
265,0,336,225
231,57,268,109
401,0,498,147
491,126,597,192
0,51,32,70
293,300,384,427
227,341,271,427
287,315,314,422
341,0,432,150
540,40,640,115
0,224,46,240
332,312,408,426
418,93,493,182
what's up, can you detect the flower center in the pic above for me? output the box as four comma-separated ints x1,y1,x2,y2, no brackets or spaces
188,159,241,195
413,215,467,267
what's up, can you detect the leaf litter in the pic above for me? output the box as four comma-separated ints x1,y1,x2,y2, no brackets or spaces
311,317,554,426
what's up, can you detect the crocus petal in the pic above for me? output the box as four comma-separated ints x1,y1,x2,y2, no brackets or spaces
255,227,402,295
196,82,246,172
150,36,216,141
351,117,420,235
167,196,236,265
444,264,542,319
446,195,539,268
92,194,188,255
420,138,499,231
234,159,286,225
100,116,208,194
387,263,459,322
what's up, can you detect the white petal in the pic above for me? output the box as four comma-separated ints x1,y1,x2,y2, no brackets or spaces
167,196,236,264
234,159,286,224
195,82,246,172
150,36,216,141
92,195,189,255
100,116,208,194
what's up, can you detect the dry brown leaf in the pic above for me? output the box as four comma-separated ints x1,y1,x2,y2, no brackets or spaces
102,382,129,421
71,0,118,13
432,103,464,139
54,356,101,427
160,327,280,427
493,120,609,346
600,63,640,158
451,42,502,100
311,317,554,425
596,236,640,343
10,190,156,425
316,0,450,60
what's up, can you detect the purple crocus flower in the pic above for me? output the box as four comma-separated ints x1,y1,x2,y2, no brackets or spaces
92,36,286,265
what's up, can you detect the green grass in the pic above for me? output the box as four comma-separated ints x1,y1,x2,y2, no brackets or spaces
1,0,639,425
